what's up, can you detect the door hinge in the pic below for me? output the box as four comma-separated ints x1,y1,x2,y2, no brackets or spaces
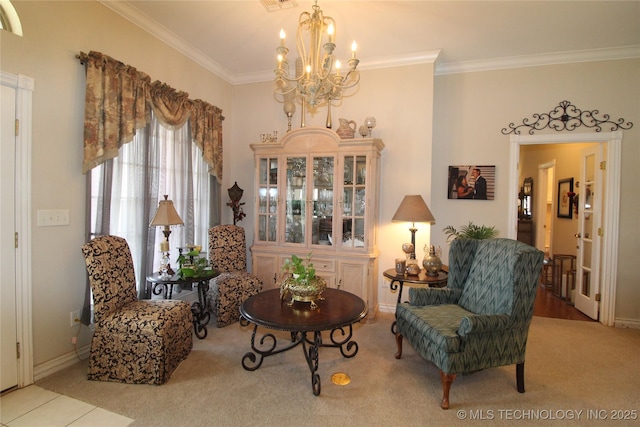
600,161,606,170
595,293,601,302
15,119,19,136
17,342,21,359
15,232,19,248
598,228,604,237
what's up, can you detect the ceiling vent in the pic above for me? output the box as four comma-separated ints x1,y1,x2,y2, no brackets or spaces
261,0,298,12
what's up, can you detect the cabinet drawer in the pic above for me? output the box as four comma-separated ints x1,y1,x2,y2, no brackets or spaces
312,257,335,272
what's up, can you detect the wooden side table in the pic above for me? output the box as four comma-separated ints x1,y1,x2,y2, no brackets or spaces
240,288,367,396
383,268,448,305
383,268,448,335
552,254,576,300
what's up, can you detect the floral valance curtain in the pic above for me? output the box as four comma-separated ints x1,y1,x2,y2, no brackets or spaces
79,51,223,180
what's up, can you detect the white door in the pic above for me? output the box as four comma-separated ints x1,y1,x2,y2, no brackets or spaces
574,145,603,319
1,83,18,392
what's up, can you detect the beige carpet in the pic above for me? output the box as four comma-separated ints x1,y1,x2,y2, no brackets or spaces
37,313,640,426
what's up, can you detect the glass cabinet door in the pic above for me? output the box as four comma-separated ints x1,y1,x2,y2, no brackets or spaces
257,157,278,242
341,155,366,248
312,156,334,246
285,157,307,244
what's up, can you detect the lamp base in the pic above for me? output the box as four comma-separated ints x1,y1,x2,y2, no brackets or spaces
409,226,417,259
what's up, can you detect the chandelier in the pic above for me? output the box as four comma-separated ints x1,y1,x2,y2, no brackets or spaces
274,1,360,128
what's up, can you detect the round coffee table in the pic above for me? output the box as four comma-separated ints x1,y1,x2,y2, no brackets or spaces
240,287,367,396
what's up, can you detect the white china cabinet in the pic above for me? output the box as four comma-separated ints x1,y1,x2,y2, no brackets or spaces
250,128,384,314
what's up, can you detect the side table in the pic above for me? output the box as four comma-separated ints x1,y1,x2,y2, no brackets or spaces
147,270,219,339
383,268,448,334
383,268,448,305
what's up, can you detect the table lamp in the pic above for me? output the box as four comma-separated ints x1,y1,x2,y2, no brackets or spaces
150,195,184,275
392,195,435,260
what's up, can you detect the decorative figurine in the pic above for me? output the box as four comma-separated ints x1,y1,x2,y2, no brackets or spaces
227,182,246,225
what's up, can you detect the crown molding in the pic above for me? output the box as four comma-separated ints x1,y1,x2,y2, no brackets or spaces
232,50,442,85
436,45,640,75
98,0,235,84
99,2,640,84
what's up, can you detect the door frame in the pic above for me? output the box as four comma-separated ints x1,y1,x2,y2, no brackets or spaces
1,71,33,388
508,131,622,326
535,160,555,255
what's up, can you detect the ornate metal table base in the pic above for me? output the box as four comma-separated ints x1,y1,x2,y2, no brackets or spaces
148,272,219,340
240,288,367,396
241,321,359,396
191,278,211,339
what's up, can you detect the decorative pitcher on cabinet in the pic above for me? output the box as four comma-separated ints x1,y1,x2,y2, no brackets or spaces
336,118,356,139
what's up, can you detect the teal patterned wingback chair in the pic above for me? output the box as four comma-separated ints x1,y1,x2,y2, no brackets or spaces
208,225,263,327
81,235,193,385
395,238,543,409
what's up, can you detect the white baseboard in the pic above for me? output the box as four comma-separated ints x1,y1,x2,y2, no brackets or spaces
378,303,395,314
614,318,640,329
34,345,90,382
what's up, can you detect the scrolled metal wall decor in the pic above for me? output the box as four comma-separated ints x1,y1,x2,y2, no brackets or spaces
501,100,633,135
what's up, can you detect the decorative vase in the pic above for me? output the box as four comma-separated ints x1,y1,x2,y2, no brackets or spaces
336,118,356,139
423,244,442,276
280,275,327,309
405,263,421,276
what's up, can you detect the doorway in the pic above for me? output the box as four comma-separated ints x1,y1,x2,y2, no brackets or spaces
508,131,622,326
535,161,555,257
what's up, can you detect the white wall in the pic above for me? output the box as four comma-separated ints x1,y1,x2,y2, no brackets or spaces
1,1,233,367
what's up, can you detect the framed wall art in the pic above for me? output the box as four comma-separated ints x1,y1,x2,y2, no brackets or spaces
447,165,495,200
557,178,574,219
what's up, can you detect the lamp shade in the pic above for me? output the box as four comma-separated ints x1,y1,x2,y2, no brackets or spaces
392,195,435,224
150,195,184,227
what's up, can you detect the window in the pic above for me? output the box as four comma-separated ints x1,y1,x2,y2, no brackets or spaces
89,112,217,297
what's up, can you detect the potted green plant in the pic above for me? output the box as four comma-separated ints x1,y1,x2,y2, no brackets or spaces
443,221,499,242
280,253,327,309
177,248,210,279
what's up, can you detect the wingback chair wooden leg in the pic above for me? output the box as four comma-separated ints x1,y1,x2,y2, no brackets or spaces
440,371,456,410
394,332,403,359
516,362,525,393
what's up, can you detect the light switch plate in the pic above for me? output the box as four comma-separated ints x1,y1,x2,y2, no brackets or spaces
37,209,70,227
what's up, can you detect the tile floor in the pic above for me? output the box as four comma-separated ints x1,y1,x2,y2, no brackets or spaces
0,385,133,427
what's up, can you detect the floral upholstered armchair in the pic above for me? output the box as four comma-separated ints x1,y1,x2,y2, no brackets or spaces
81,235,193,385
395,238,543,409
208,225,263,327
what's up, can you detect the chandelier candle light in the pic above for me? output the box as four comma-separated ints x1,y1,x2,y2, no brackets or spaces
274,1,360,129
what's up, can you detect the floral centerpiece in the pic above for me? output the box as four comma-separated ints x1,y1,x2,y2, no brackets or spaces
280,253,326,309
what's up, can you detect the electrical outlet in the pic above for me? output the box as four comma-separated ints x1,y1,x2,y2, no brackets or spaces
70,310,81,327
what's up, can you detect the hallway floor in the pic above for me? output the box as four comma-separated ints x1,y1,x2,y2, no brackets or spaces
533,283,594,321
